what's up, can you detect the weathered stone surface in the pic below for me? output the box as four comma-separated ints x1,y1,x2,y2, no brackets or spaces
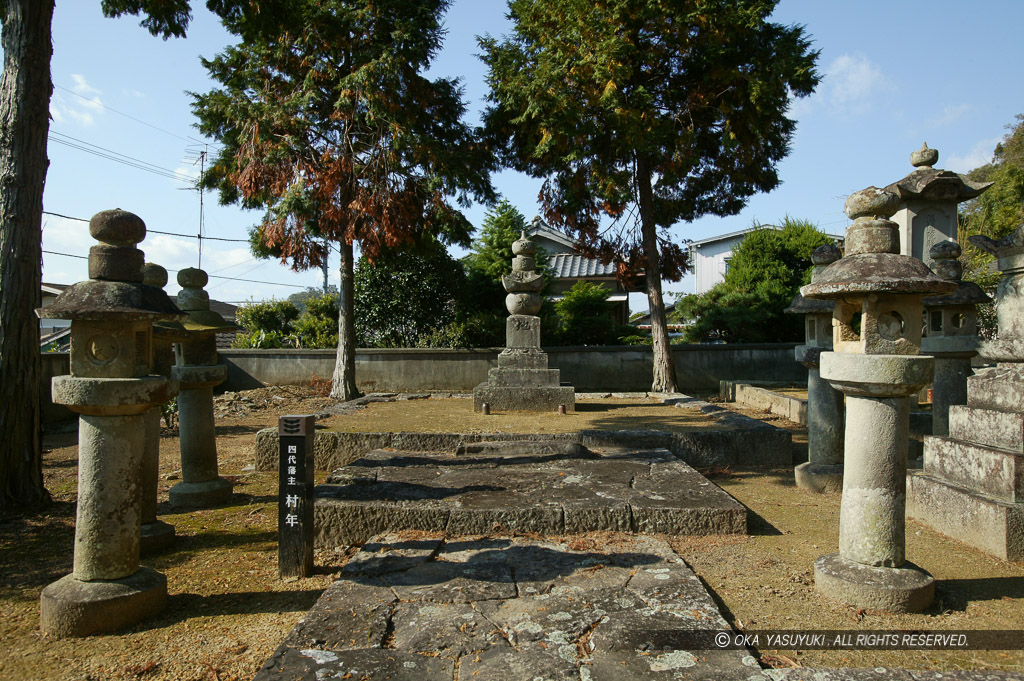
39,567,166,639
814,553,934,614
455,439,589,458
472,384,576,412
254,647,454,681
581,429,674,451
282,577,395,650
907,472,1023,562
967,364,1024,413
485,367,562,387
949,405,1024,453
924,437,1023,503
383,560,516,603
392,602,505,656
342,536,443,575
52,375,171,416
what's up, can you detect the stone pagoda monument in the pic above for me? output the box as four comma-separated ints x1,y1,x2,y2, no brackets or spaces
784,243,844,493
908,223,1024,561
886,143,992,266
473,231,575,412
37,209,184,637
803,187,955,613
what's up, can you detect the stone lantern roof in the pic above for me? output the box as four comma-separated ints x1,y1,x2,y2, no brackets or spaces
884,143,992,203
176,267,238,333
37,210,184,323
785,243,841,315
803,188,956,299
921,241,990,308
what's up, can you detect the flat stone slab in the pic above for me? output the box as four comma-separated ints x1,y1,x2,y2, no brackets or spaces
314,445,746,546
254,534,762,681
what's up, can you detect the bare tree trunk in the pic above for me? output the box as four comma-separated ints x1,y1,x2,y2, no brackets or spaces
0,0,53,512
330,240,360,400
636,156,679,394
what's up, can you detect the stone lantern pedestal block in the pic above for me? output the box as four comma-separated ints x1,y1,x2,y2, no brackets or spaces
813,555,934,614
168,363,233,507
40,567,167,639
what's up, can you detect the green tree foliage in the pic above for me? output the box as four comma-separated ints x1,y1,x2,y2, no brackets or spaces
191,0,493,399
674,220,833,343
465,200,548,280
233,295,338,349
354,240,467,348
480,0,819,392
551,281,627,346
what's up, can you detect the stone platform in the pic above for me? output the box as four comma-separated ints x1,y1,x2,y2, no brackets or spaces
314,442,747,546
254,534,761,681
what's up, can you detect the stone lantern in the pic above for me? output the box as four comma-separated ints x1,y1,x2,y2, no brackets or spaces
167,267,238,507
139,263,185,552
473,231,575,412
784,243,844,493
886,143,992,267
920,242,990,436
803,187,955,613
36,209,184,637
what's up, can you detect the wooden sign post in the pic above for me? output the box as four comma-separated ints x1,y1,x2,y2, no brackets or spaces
278,414,315,578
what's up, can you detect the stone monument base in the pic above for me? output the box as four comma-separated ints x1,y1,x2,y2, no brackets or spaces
40,566,167,638
473,384,576,413
140,519,176,554
168,477,233,508
814,553,934,613
794,461,844,494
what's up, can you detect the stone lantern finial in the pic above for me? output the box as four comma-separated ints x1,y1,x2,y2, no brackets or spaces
910,142,939,168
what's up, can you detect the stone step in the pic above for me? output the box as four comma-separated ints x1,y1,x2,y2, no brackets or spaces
923,436,1024,503
966,364,1024,413
314,447,746,546
907,471,1023,562
254,534,762,681
949,405,1024,453
485,367,562,387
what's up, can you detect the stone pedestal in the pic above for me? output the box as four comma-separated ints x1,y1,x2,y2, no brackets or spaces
803,187,955,613
36,209,184,637
473,232,574,413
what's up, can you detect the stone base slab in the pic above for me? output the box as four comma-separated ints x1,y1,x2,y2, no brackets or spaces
40,566,167,638
949,404,1024,453
485,367,562,387
814,553,934,613
140,520,175,554
168,477,233,508
966,364,1024,413
923,436,1023,502
730,383,808,425
907,471,1023,561
472,384,575,413
254,535,758,681
314,446,746,546
794,462,844,494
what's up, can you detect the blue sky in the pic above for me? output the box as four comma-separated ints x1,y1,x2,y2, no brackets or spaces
37,0,1024,310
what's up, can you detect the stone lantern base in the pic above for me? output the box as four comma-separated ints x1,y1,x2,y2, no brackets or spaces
39,567,167,638
814,554,934,614
168,478,234,508
794,462,844,494
140,520,176,554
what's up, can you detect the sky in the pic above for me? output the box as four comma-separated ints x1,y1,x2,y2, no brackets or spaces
35,0,1024,311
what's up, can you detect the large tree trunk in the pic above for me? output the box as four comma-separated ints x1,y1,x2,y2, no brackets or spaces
0,0,53,512
330,239,360,401
636,156,679,394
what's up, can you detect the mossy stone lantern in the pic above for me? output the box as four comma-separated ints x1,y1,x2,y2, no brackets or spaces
784,243,844,492
921,242,990,436
803,187,956,613
36,209,184,638
167,267,239,508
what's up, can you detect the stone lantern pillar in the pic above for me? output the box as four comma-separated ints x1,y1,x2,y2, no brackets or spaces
167,267,238,508
886,143,992,267
920,242,990,436
473,231,575,412
803,188,956,613
139,263,185,552
784,243,844,493
36,209,184,637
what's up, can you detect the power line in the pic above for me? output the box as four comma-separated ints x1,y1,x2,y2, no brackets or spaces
41,250,308,289
48,130,197,184
42,210,250,243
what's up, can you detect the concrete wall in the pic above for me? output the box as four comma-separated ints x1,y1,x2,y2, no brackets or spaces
41,353,74,426
218,344,805,394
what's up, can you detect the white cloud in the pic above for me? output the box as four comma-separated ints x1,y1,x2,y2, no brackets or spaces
945,137,1000,173
925,104,972,129
49,74,104,126
823,54,893,116
122,88,146,99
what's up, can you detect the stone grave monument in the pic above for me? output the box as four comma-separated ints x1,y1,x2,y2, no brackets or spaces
167,267,238,507
36,209,184,637
803,187,955,613
921,242,989,437
908,223,1024,561
784,243,844,493
886,143,992,267
473,231,575,412
139,262,184,553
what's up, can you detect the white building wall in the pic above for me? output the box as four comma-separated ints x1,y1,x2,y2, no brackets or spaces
693,237,743,294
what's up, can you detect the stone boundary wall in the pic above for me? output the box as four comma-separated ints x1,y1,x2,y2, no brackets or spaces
219,343,804,394
253,395,792,472
719,380,808,425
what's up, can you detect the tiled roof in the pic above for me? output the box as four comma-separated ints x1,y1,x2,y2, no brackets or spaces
547,253,617,279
